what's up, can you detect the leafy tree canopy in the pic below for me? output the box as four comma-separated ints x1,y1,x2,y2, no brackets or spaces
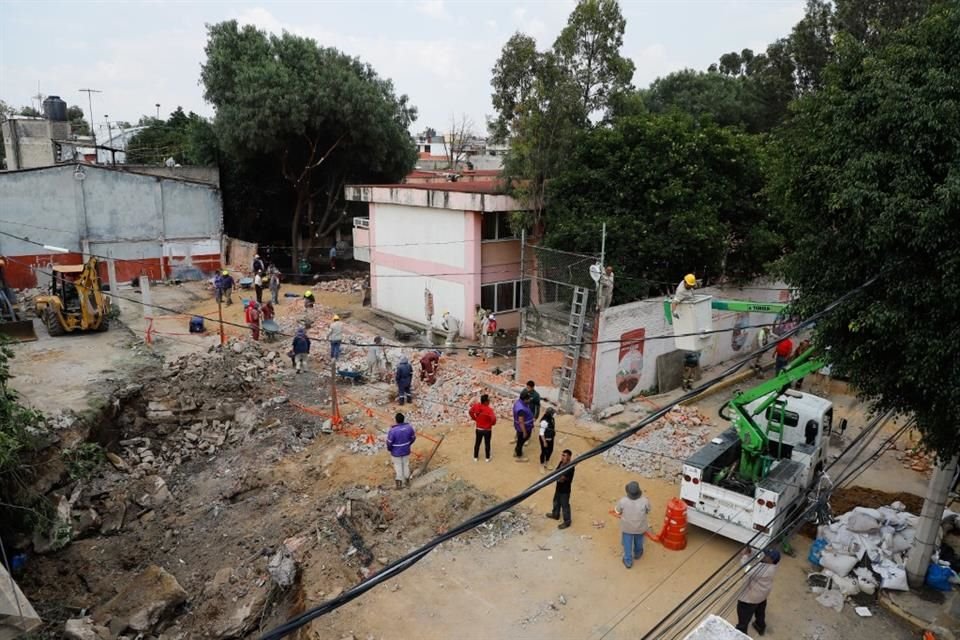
126,106,217,166
200,20,417,267
769,2,960,458
66,105,90,135
546,112,781,302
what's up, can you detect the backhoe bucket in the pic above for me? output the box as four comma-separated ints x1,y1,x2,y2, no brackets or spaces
0,320,38,342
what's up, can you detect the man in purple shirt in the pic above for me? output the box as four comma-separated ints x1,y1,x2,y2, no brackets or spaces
513,391,534,462
386,413,416,489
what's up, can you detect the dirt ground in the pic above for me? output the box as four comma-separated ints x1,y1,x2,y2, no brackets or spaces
6,279,926,639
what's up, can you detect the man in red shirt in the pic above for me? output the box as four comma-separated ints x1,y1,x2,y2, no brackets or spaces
244,301,261,341
774,337,793,375
468,393,497,462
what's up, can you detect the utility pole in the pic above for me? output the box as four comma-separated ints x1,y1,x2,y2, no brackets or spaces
600,221,607,268
104,115,114,165
906,455,959,587
155,103,160,120
78,88,101,152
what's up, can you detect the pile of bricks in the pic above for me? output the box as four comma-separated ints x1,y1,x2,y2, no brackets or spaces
897,447,934,473
602,406,712,483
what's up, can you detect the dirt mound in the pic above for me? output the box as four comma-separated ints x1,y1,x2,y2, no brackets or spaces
799,486,924,539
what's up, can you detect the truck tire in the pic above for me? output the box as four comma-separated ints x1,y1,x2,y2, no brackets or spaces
44,308,66,336
94,319,110,332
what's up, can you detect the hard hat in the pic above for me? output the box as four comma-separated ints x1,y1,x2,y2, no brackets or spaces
333,314,340,321
304,290,313,297
222,270,229,275
254,254,260,258
684,274,696,287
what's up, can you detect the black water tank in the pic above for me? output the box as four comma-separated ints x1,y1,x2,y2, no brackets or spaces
43,96,67,121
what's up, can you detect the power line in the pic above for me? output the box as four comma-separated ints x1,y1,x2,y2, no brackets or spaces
255,275,876,640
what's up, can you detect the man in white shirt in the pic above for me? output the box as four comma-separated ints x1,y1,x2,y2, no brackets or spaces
615,481,651,569
735,547,780,636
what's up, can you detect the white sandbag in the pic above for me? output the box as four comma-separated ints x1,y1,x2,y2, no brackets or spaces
831,574,861,596
889,532,914,554
844,511,882,533
816,588,845,612
890,501,907,511
853,507,884,522
819,550,858,577
854,567,878,595
875,559,909,591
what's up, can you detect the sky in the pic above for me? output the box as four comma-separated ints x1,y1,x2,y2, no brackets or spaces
0,0,805,134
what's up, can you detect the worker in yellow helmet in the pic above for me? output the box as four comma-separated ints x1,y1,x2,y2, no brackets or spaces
328,313,343,360
671,274,697,319
303,289,315,308
215,269,234,306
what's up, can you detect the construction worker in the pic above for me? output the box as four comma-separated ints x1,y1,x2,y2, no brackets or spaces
545,449,575,529
482,313,497,358
244,301,261,341
328,314,343,360
386,412,416,489
329,245,337,271
253,271,264,304
395,356,414,405
671,273,697,318
753,326,770,373
598,266,615,310
683,352,700,391
735,548,780,635
303,289,315,308
213,271,224,304
292,327,311,373
473,304,486,341
252,253,265,274
420,349,441,385
219,270,234,306
441,310,460,353
774,337,793,375
366,336,387,381
268,265,281,304
525,380,542,421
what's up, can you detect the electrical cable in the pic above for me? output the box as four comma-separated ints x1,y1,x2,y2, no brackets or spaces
256,275,877,640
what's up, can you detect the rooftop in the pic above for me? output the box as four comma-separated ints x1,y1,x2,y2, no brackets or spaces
353,180,508,194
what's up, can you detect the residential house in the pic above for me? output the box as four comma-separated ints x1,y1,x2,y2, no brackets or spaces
347,179,528,338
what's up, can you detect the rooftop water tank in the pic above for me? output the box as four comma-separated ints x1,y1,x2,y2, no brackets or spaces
42,96,67,122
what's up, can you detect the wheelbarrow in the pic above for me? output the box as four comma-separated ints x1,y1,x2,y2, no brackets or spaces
337,369,366,385
262,319,280,342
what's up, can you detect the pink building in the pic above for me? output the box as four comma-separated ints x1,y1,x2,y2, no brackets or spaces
346,181,528,338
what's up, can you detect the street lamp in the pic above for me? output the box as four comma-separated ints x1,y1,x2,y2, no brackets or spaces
155,103,160,120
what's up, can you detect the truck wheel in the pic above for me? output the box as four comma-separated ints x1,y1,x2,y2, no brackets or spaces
44,308,66,336
94,319,110,332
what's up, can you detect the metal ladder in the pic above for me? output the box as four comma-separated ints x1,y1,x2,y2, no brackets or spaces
559,286,590,411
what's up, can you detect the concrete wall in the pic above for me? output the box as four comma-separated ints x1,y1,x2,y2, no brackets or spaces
589,281,791,410
0,163,222,287
1,118,68,170
120,165,220,187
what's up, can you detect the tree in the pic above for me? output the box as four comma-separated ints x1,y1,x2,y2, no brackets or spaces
490,1,632,230
641,69,763,131
66,105,90,135
789,0,834,92
768,3,960,458
18,106,40,117
201,21,417,268
126,107,215,166
553,0,635,120
445,114,475,170
546,112,780,303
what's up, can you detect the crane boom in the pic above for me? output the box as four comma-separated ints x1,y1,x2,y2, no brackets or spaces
727,347,825,482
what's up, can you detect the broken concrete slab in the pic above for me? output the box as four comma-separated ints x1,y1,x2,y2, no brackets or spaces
130,475,172,509
682,615,749,640
268,547,298,588
205,582,271,638
597,403,625,420
93,564,187,634
64,617,112,640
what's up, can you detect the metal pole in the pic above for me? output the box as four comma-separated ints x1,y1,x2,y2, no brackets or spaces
600,221,606,267
217,298,226,345
906,455,959,587
78,88,101,152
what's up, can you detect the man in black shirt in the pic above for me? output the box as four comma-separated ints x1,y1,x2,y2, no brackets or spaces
545,449,575,529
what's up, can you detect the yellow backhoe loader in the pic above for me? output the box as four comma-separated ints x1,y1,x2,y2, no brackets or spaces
35,258,111,336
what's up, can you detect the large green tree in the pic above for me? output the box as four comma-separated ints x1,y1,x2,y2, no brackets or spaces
768,3,960,457
490,0,632,229
201,21,417,267
640,69,762,132
546,112,780,302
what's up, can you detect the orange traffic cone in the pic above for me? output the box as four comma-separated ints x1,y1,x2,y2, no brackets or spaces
657,498,688,551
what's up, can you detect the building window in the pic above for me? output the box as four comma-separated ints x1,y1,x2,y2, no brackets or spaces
482,212,516,241
481,279,530,313
423,144,431,154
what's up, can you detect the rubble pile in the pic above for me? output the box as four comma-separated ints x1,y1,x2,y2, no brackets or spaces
347,435,386,455
602,406,712,482
312,277,367,293
896,446,935,473
471,510,529,548
13,286,42,317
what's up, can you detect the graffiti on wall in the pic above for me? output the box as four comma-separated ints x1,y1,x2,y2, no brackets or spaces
615,328,646,399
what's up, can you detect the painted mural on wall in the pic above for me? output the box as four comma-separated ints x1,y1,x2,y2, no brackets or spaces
616,328,646,399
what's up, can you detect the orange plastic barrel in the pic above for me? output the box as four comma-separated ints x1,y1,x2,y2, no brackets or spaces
660,498,688,550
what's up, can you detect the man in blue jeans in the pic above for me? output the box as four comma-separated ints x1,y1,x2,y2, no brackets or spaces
615,481,651,568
